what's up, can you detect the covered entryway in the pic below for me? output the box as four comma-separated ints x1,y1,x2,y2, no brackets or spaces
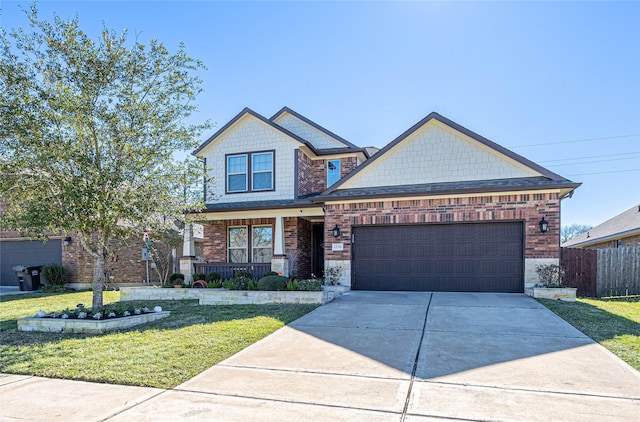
0,240,62,286
352,221,524,292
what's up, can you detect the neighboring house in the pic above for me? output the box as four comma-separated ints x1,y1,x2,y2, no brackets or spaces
0,200,204,287
190,107,580,293
562,204,640,249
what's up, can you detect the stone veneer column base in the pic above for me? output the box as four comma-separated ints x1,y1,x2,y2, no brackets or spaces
324,260,351,288
179,257,198,284
271,255,289,277
524,258,560,294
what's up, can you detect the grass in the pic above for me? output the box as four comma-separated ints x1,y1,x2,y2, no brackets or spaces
538,296,640,370
0,291,318,388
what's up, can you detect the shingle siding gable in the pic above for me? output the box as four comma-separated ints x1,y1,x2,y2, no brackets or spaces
340,120,540,190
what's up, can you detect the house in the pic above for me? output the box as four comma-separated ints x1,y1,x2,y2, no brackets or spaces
188,107,581,293
0,198,203,287
562,204,640,249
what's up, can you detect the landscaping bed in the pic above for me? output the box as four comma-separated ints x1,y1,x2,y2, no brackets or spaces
120,286,335,305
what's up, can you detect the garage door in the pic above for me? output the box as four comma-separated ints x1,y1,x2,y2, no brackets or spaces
352,222,523,292
0,240,62,286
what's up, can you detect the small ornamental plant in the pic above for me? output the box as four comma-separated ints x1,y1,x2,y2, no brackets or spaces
33,303,163,320
535,264,566,288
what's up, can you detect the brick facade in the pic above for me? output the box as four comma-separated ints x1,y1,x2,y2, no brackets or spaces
324,193,560,261
297,153,360,197
297,153,325,196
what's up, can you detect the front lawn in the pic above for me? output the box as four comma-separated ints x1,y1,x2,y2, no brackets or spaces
538,297,640,370
0,291,317,388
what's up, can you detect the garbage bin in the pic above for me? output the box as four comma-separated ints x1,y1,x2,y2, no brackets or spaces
14,265,42,291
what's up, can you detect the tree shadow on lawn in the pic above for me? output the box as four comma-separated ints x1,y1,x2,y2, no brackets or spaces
0,300,318,381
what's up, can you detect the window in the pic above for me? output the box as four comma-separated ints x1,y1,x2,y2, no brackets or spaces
252,226,273,263
227,155,247,192
228,227,248,263
227,225,272,263
327,159,341,187
226,151,274,193
252,153,273,191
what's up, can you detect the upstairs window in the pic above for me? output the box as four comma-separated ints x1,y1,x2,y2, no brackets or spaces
252,152,274,191
226,151,274,193
327,159,341,187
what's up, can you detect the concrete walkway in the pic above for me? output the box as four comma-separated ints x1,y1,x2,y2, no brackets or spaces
1,292,639,421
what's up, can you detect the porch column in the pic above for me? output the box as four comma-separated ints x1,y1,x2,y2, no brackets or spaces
271,216,289,276
274,216,285,256
179,223,197,285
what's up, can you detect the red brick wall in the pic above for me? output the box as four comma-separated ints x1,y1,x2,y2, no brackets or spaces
297,153,325,196
297,153,361,196
63,234,162,284
203,218,275,263
288,218,312,278
325,193,560,261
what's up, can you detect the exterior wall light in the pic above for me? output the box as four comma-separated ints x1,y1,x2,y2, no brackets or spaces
63,236,72,246
332,225,341,238
539,217,549,233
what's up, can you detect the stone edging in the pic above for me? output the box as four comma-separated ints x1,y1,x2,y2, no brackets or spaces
120,287,335,305
17,311,171,333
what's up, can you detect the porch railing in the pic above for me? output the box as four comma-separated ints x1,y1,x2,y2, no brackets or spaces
193,263,272,280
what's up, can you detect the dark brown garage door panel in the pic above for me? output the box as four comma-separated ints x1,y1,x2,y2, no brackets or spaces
352,222,524,292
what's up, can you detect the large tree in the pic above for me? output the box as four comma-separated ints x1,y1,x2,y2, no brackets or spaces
561,224,593,244
0,6,207,308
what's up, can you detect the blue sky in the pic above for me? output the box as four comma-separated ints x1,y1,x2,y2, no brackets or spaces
2,1,639,228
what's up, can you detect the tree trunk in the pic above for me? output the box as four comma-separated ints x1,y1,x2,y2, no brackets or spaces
92,253,105,309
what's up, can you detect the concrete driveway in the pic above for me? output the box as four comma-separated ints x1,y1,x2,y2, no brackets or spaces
2,292,639,421
107,291,639,421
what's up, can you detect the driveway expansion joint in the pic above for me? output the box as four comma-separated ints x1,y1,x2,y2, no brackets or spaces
401,292,433,421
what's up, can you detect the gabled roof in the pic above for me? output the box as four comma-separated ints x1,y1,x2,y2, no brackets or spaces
270,106,361,150
562,204,640,248
193,107,309,156
319,112,579,200
193,107,367,158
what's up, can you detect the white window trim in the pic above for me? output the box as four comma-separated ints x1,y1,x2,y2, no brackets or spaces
251,224,273,263
251,152,274,192
227,154,248,193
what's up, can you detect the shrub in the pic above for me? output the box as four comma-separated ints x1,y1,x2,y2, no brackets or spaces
286,279,299,291
324,266,343,286
207,279,222,288
41,263,68,287
297,279,323,292
234,270,252,279
535,264,565,288
247,279,259,290
257,275,288,291
223,276,252,290
169,273,184,286
262,271,279,277
192,272,206,281
205,272,221,282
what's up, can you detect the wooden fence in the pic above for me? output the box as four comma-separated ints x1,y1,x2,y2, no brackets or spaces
560,246,640,297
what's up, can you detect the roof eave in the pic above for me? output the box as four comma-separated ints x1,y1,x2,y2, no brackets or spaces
311,182,581,203
562,227,640,248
